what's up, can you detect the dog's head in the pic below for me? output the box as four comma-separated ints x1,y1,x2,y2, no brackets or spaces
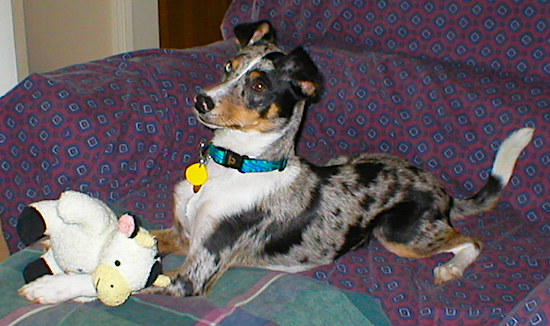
194,20,322,133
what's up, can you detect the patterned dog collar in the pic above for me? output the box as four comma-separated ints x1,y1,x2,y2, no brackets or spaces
207,144,288,173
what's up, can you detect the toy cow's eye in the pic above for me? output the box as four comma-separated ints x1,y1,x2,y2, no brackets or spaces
251,80,267,92
115,260,121,267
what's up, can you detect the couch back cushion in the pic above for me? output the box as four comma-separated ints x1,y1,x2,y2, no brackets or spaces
222,0,549,81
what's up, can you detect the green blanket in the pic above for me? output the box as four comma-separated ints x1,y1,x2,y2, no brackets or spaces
0,249,390,326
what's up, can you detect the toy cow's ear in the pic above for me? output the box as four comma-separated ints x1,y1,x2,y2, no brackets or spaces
118,213,140,238
17,206,47,245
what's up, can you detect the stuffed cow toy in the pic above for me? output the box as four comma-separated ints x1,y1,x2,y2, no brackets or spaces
16,190,169,306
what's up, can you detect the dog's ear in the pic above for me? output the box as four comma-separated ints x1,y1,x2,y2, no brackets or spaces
275,47,323,101
234,20,276,47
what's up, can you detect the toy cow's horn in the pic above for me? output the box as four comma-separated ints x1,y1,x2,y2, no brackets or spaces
134,229,156,249
145,260,170,288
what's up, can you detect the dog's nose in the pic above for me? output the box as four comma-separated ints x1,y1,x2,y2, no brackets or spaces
194,94,215,113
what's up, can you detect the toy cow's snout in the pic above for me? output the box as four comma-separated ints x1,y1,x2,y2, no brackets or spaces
93,259,169,306
93,263,133,306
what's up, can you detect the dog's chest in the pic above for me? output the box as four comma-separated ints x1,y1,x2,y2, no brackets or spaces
184,163,297,232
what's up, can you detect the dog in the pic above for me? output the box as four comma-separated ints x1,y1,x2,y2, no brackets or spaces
151,20,534,297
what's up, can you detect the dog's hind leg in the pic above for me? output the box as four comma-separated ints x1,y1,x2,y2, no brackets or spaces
432,233,482,285
376,222,482,285
151,227,189,256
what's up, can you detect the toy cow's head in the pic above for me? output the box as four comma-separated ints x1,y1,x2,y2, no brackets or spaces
93,214,170,306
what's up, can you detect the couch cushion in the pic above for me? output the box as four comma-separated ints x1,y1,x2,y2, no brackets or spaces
222,0,549,80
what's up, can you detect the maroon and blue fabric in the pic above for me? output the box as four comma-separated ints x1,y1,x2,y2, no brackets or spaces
0,0,548,325
222,1,549,325
223,0,549,80
0,42,238,251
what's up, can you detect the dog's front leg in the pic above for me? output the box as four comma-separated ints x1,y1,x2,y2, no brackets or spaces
168,251,223,296
149,245,227,297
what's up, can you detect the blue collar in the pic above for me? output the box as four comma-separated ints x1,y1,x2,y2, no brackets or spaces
207,144,288,173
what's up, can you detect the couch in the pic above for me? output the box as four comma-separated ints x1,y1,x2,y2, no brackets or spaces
0,0,548,325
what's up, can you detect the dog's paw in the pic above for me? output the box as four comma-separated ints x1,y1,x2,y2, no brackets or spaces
434,263,463,285
19,275,69,304
139,283,186,297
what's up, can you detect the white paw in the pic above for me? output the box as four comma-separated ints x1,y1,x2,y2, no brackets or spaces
19,275,70,304
434,263,463,285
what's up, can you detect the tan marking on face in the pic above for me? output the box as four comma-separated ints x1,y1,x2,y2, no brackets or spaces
229,57,241,71
249,70,262,79
203,97,281,133
265,103,281,120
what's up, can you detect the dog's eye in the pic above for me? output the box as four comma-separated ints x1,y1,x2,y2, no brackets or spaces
251,80,267,92
224,62,232,74
114,260,121,267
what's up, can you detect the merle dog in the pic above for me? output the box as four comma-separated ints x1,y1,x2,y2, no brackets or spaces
151,20,534,296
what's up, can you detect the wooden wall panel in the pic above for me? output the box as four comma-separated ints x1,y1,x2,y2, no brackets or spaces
158,0,233,49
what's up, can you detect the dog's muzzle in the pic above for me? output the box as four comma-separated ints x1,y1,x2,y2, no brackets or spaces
194,94,215,113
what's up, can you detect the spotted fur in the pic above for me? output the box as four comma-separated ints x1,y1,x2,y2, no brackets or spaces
151,20,534,296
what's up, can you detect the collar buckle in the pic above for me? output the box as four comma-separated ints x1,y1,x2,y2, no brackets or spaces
223,149,247,173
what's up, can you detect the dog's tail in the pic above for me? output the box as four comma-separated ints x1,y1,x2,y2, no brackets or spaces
450,128,535,220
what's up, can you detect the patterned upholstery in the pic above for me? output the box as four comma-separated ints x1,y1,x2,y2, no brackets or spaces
0,43,238,251
0,0,548,324
223,0,549,80
221,1,549,324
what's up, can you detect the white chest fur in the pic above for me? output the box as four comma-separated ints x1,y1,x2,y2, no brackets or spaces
177,160,298,246
174,127,299,247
